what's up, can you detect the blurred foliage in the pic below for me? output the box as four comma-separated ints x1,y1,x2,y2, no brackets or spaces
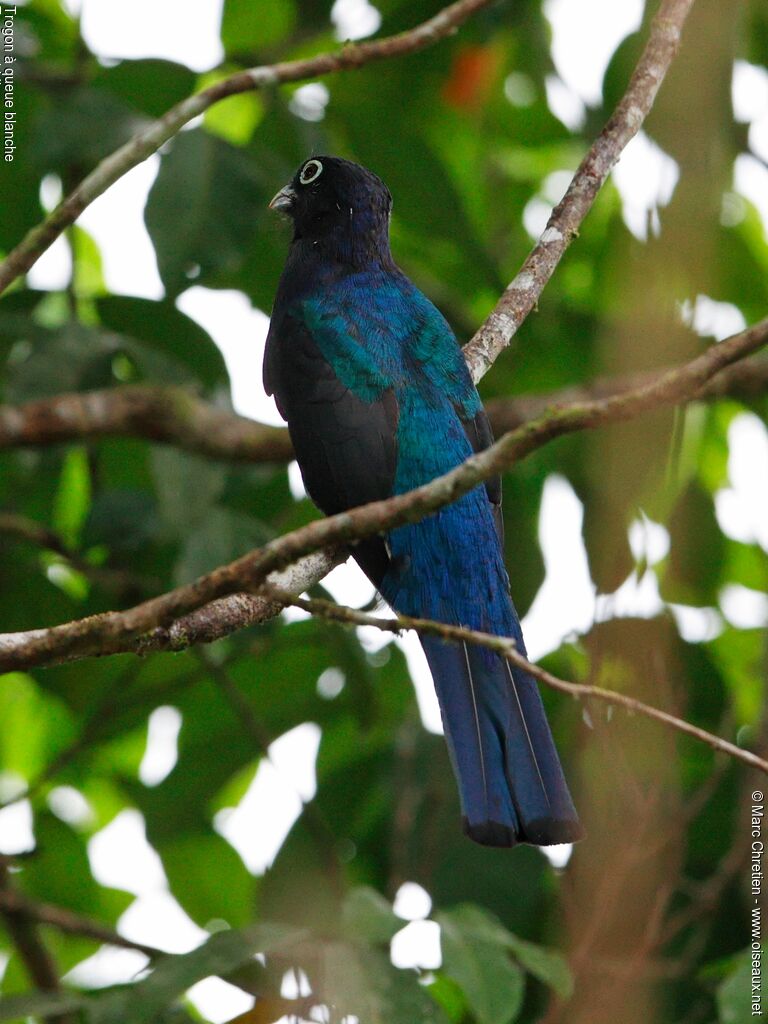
0,1,767,1023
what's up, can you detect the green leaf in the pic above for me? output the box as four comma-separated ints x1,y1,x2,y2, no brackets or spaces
716,947,761,1023
72,225,108,299
201,70,264,146
32,86,148,172
88,922,305,1024
96,296,228,389
320,943,449,1023
661,481,726,605
0,991,87,1021
94,59,197,119
160,833,255,928
342,886,402,944
426,972,468,1023
221,0,297,54
53,447,92,549
437,907,525,1024
145,130,269,297
0,674,76,780
0,85,44,252
85,489,161,555
151,449,227,534
174,507,270,586
707,626,765,724
19,811,127,921
3,323,117,402
724,539,768,594
11,1,79,63
371,953,451,1024
501,931,573,1000
436,904,572,1008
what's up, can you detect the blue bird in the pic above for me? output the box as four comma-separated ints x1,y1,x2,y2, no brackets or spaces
265,156,582,847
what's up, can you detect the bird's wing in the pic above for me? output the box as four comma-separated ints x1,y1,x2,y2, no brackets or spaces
264,279,501,560
405,290,504,538
264,307,399,586
458,404,504,543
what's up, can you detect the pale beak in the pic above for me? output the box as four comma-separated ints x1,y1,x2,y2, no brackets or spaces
268,185,296,212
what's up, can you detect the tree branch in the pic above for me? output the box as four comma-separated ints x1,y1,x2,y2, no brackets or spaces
0,386,294,462
0,866,74,1024
0,547,345,671
134,548,345,653
0,0,492,295
0,319,764,673
2,354,765,464
463,0,696,379
0,886,162,960
484,352,768,434
262,586,768,777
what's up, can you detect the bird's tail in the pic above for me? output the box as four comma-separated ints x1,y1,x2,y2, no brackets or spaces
421,633,583,847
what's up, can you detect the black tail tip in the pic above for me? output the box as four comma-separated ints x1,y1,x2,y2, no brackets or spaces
464,816,585,849
463,819,520,847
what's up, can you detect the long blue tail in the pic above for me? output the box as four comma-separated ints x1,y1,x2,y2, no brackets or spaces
421,630,583,847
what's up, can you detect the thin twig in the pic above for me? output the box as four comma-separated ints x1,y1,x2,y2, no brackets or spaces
264,587,768,776
0,0,492,294
0,887,163,959
0,318,765,673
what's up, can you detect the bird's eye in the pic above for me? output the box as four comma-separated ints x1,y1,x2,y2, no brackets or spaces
299,159,323,185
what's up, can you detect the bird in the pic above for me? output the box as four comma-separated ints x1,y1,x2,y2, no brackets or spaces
264,155,582,847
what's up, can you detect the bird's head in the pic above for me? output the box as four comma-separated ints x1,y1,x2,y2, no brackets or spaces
269,156,393,266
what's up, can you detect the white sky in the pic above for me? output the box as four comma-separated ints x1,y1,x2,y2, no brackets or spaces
11,1,768,1016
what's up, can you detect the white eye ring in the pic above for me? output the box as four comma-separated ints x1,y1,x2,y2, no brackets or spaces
299,159,323,185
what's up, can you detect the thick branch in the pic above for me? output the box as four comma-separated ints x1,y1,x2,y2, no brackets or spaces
0,319,764,673
0,386,294,462
0,547,344,670
135,548,345,654
2,355,765,464
485,352,768,434
463,0,696,379
264,587,768,777
0,0,491,295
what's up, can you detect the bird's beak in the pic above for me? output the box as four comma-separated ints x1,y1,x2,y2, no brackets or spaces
268,185,296,213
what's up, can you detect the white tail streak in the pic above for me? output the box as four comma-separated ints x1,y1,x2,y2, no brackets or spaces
505,660,550,806
462,641,489,804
